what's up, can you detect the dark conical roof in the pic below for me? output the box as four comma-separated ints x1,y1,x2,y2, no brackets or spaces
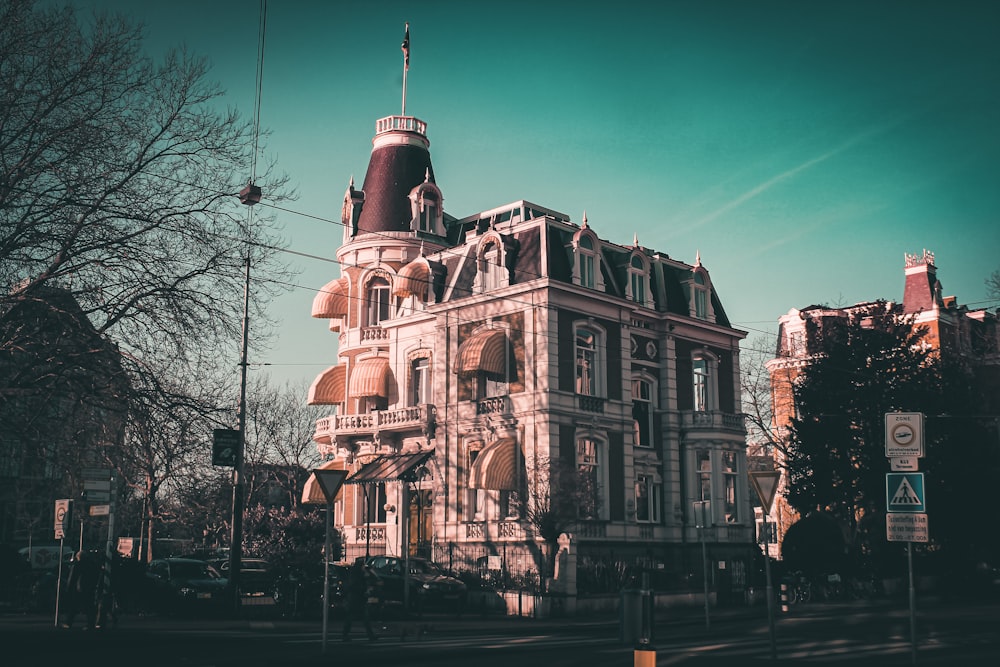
355,116,435,235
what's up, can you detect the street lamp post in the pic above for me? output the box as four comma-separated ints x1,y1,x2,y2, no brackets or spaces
694,500,711,631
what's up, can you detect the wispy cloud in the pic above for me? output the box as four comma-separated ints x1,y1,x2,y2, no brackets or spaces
690,116,911,231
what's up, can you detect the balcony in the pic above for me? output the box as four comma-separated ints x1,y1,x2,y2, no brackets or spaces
465,521,523,540
315,404,435,441
681,410,745,434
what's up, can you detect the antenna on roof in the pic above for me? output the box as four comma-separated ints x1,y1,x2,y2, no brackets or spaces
401,23,410,116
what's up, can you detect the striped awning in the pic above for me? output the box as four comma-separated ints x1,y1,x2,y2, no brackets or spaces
455,329,512,378
301,459,348,505
311,277,349,319
348,357,393,398
307,364,346,405
345,451,433,486
470,438,524,491
393,260,430,300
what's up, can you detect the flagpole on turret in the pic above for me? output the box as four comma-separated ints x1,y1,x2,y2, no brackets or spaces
401,22,410,116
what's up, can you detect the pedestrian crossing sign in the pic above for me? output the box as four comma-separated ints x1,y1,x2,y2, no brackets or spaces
886,472,925,513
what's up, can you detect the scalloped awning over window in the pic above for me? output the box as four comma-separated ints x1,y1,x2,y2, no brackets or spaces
393,260,430,300
349,357,393,398
311,277,349,319
470,438,523,491
307,364,346,405
301,459,348,505
455,329,511,378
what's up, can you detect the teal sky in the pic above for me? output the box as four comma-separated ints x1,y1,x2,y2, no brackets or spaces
64,0,1000,388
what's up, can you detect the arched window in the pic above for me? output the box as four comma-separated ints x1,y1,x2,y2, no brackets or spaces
573,232,603,290
410,356,431,406
366,276,391,326
574,326,604,396
628,254,649,306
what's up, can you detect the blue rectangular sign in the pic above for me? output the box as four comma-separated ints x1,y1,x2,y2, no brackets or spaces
886,472,925,513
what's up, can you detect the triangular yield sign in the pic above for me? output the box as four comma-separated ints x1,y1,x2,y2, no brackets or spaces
749,470,781,514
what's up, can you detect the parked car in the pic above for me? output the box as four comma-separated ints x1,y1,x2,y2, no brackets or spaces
362,555,467,614
211,558,277,604
144,557,229,615
273,562,349,619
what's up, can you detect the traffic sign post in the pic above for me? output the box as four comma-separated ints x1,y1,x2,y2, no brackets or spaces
884,412,926,667
213,429,239,467
747,470,780,662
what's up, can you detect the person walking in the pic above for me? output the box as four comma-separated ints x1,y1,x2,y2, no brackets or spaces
61,551,100,629
341,560,377,642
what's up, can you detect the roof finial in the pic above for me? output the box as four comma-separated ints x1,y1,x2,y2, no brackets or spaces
424,167,430,183
695,249,702,267
349,175,355,189
419,240,425,256
633,233,639,248
581,211,589,229
401,23,410,116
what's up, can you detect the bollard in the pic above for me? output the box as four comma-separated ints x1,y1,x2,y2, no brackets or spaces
780,583,789,613
634,642,656,667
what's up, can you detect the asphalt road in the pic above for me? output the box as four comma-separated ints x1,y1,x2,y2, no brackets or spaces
2,596,998,666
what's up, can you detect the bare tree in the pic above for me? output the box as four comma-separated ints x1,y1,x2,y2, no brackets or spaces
242,376,324,510
740,334,785,458
1,0,292,395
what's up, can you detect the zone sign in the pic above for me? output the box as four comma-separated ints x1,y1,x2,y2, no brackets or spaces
885,412,924,459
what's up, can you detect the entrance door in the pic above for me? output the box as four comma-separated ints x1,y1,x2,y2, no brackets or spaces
408,489,433,559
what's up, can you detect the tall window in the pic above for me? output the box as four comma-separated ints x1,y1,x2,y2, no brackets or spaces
632,378,652,447
366,277,391,326
577,437,601,519
635,475,661,523
479,241,505,292
411,357,430,405
723,451,739,523
577,235,596,288
629,255,647,305
696,449,711,503
467,450,485,520
575,327,597,395
358,483,387,524
419,197,436,232
693,273,709,319
693,358,710,411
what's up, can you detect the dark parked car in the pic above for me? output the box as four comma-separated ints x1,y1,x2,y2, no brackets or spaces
211,558,277,604
362,555,467,614
145,557,229,615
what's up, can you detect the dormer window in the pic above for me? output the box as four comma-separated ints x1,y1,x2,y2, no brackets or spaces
627,254,650,307
473,233,509,293
571,230,604,291
689,268,715,322
409,176,443,235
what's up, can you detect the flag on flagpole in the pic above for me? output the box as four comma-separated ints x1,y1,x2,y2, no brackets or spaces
401,23,410,71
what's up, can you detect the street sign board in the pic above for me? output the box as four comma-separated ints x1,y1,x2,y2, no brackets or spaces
83,490,111,502
885,412,924,459
213,428,239,467
54,499,71,540
748,470,781,514
890,457,919,472
886,472,925,513
83,479,112,492
81,466,112,480
88,504,110,516
887,513,928,542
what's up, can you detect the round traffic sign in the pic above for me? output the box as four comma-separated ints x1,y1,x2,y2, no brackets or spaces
890,423,916,447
